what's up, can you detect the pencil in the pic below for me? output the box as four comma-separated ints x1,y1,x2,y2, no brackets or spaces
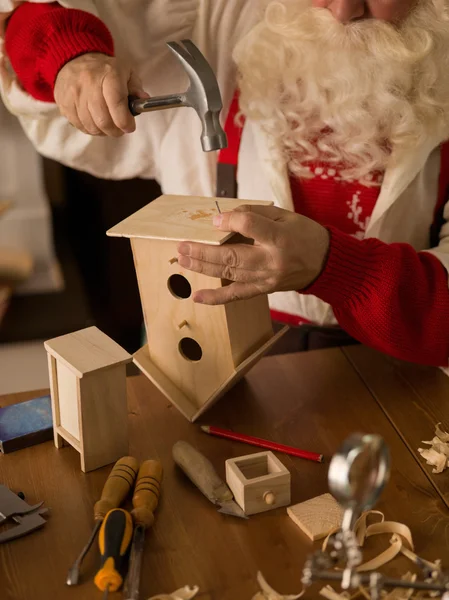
201,425,324,463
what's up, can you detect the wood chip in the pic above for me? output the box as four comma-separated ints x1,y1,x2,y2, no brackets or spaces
418,424,449,473
435,423,449,442
251,572,304,600
319,586,351,600
148,586,199,600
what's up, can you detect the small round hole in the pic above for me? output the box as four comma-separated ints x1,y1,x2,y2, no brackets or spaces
168,274,192,299
179,337,203,362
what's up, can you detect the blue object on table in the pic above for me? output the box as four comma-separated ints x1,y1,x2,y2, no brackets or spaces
0,395,53,454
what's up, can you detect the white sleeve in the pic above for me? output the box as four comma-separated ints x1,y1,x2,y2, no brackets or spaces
0,0,199,181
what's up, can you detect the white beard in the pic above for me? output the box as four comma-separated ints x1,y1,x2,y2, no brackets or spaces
234,0,449,184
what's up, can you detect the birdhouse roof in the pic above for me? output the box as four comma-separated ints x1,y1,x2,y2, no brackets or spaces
44,327,132,377
106,195,273,245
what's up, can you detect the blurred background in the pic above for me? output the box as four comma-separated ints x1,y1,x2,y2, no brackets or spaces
0,98,161,394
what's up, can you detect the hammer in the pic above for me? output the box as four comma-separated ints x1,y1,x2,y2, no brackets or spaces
128,40,228,152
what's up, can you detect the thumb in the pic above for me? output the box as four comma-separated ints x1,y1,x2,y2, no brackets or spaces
234,204,286,222
127,70,150,99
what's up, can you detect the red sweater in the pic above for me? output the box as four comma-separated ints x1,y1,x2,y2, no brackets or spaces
5,2,449,367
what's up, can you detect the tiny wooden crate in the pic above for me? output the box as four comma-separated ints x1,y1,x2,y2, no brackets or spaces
44,327,132,472
107,194,287,422
226,451,291,516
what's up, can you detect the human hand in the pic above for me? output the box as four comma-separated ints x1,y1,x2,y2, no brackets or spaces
54,53,149,137
177,205,330,305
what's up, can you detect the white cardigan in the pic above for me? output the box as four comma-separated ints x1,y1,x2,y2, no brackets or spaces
1,0,449,333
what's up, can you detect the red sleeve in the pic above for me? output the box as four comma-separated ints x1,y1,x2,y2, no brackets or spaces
304,227,449,366
4,2,114,103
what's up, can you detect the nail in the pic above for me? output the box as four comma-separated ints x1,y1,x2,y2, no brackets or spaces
178,242,191,255
213,215,223,227
194,293,204,304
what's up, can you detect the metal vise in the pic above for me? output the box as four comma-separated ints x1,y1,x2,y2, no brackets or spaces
0,484,48,543
128,40,228,152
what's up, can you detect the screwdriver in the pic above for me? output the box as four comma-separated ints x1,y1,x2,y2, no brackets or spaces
94,508,134,599
66,456,139,586
124,460,163,600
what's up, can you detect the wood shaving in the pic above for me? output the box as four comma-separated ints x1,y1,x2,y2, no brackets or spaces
320,586,352,599
319,511,444,599
147,586,199,600
418,424,449,473
435,423,449,442
251,572,304,600
382,572,416,599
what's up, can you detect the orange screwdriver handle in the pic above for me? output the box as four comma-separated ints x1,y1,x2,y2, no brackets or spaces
94,457,139,521
131,460,163,528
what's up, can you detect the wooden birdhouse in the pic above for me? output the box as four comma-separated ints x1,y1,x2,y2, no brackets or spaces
107,195,287,422
44,327,132,472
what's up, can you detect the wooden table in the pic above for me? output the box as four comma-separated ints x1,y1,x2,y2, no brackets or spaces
2,346,449,600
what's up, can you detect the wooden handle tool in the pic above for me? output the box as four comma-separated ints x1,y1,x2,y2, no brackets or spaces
66,456,139,586
125,460,163,600
172,441,247,519
94,457,140,521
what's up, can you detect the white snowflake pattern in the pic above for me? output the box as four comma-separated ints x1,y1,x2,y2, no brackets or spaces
346,191,370,238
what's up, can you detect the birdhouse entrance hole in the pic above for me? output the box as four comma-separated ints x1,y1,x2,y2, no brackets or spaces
179,337,203,362
168,274,192,299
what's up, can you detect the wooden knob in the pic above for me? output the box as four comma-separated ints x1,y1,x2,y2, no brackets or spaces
178,320,188,330
169,257,178,264
263,491,276,506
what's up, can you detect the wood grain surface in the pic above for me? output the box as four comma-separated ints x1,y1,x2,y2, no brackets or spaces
343,345,449,506
106,195,272,245
1,348,449,600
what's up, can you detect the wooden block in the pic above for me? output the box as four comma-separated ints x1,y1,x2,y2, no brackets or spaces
44,326,132,378
78,366,129,473
226,451,291,516
287,493,344,541
45,327,132,473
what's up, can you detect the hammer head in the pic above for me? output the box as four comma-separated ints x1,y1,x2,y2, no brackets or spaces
168,40,228,152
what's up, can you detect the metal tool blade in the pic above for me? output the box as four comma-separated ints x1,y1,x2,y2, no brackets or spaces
217,501,248,520
173,441,246,518
0,510,47,543
124,525,145,600
0,485,45,524
66,519,102,586
0,501,44,525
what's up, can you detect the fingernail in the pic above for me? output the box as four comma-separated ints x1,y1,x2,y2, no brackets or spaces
213,215,223,227
194,294,204,304
178,255,191,268
178,242,191,255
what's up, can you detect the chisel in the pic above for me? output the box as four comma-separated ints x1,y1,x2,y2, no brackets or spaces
124,460,163,600
172,441,248,519
66,456,139,586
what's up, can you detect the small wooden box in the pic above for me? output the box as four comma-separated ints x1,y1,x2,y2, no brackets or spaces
226,451,291,516
107,195,287,422
44,327,132,472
